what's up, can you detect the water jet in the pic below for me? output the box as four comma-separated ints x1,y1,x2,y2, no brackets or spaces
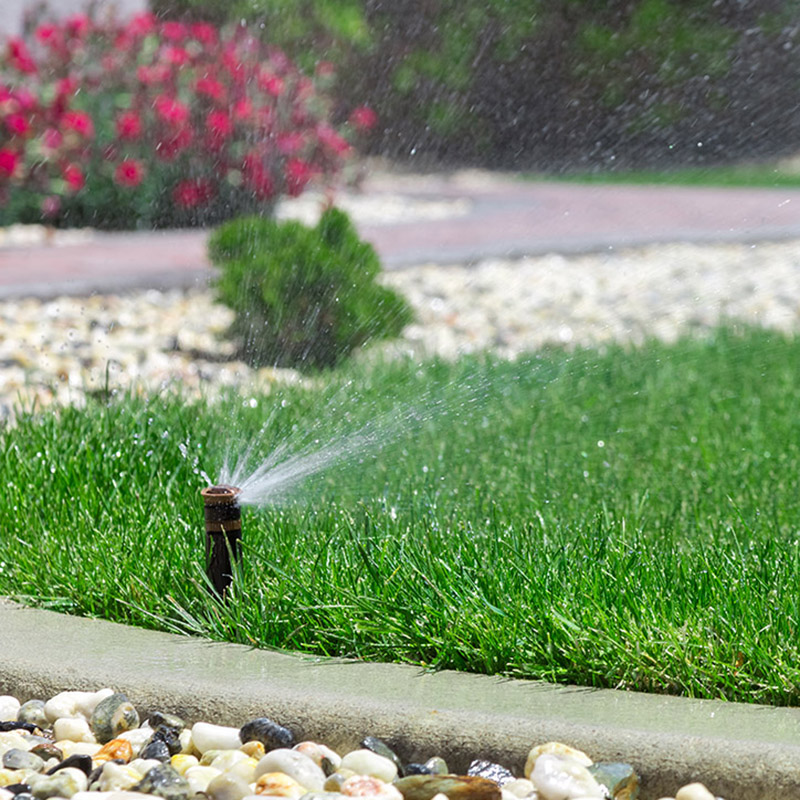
200,485,242,597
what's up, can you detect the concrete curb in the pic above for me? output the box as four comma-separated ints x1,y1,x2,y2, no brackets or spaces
2,599,800,799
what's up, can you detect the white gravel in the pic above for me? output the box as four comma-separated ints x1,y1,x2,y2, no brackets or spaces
2,236,800,416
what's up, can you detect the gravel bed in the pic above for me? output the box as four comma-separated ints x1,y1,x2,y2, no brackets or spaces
1,238,800,416
0,688,722,800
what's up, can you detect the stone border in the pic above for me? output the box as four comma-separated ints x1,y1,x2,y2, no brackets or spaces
2,599,800,799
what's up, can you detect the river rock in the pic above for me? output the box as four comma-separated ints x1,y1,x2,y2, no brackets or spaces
425,759,448,776
394,775,502,800
254,771,308,798
529,754,604,800
298,793,348,800
190,724,241,755
55,742,101,760
323,769,356,792
467,761,514,787
587,763,638,800
117,729,155,758
254,749,325,792
3,751,44,773
15,705,46,732
524,744,592,780
96,763,145,793
54,719,95,745
149,729,181,758
148,714,185,733
239,718,295,752
0,700,21,724
183,765,221,794
240,742,265,760
0,733,30,762
293,743,341,773
340,749,398,783
205,772,252,800
29,745,61,764
133,764,190,800
139,741,170,764
91,696,139,746
341,775,402,800
44,690,113,724
168,755,197,776
675,784,716,800
46,754,94,777
28,767,88,798
95,739,134,765
360,738,404,778
500,779,535,799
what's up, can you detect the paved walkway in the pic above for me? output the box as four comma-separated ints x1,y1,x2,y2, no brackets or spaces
1,172,799,299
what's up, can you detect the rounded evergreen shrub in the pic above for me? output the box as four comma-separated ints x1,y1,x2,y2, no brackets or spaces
209,208,414,371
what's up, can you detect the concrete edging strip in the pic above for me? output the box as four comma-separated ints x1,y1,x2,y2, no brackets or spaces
1,598,799,799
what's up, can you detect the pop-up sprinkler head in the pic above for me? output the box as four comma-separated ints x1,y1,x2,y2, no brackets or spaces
201,485,242,598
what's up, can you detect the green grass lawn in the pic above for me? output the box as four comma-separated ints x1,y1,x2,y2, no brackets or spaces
538,161,800,189
3,325,800,705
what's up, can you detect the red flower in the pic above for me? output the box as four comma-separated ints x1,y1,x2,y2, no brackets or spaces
114,159,144,187
42,127,63,150
154,95,189,127
190,23,218,46
284,158,316,197
62,163,85,192
161,21,188,42
257,70,284,97
195,76,225,101
5,113,30,136
0,149,19,177
35,24,61,47
277,131,304,156
172,178,214,208
316,124,351,157
128,12,157,37
222,49,246,85
232,98,253,121
137,64,171,86
55,78,77,99
65,14,91,38
349,105,378,131
206,110,232,139
163,46,190,66
242,153,274,200
61,110,94,138
116,110,142,141
156,127,193,160
7,38,36,74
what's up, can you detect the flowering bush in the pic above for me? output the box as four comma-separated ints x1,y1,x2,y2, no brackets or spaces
0,11,376,229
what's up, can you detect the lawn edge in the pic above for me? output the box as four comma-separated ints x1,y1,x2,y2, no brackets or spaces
2,598,800,799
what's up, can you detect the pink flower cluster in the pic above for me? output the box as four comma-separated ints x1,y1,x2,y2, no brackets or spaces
0,12,377,223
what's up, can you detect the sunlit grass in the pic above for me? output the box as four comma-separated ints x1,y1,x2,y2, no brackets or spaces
3,325,800,705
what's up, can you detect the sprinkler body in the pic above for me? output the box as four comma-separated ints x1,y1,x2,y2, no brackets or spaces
201,485,242,597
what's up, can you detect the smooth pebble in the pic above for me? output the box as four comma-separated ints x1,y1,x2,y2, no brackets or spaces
340,750,398,783
675,785,716,800
254,750,325,792
191,723,242,755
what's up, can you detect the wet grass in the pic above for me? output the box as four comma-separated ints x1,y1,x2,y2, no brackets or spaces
3,325,800,705
539,161,800,189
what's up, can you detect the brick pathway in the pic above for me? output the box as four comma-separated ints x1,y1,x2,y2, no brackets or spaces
1,174,799,299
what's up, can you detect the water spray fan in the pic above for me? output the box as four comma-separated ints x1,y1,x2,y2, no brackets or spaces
200,485,242,597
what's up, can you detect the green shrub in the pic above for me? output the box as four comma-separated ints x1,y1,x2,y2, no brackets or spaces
209,208,414,371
